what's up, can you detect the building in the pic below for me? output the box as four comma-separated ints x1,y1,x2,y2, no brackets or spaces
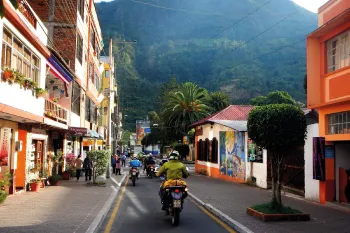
191,105,254,183
30,0,105,158
100,39,117,153
0,0,76,193
307,0,350,204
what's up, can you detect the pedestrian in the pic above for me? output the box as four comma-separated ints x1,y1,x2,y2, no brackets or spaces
74,155,83,181
83,155,93,181
115,156,121,175
111,154,117,174
121,153,126,167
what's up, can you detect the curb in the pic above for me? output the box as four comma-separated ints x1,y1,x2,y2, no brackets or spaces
188,192,254,233
86,174,127,233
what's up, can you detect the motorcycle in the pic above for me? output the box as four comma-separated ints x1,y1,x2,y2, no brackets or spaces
147,165,155,178
162,185,188,226
130,167,138,186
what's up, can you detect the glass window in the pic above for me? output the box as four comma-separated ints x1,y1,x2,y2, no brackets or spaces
327,29,350,73
327,111,350,134
105,70,109,78
76,34,83,64
1,27,40,83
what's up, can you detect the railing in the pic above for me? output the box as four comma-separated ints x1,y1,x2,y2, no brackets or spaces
44,99,68,123
18,0,37,29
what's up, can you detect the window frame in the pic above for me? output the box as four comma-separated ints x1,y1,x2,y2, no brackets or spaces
76,33,83,64
326,29,350,73
71,82,81,116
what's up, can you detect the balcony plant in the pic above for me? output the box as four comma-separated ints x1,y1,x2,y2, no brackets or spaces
35,87,47,98
30,178,41,192
1,67,14,82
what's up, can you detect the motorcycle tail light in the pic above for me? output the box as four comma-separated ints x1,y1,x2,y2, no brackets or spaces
174,189,180,193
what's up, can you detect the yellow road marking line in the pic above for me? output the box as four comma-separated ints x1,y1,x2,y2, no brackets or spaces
191,199,237,233
104,176,129,233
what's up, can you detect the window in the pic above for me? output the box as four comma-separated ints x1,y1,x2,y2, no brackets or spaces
78,0,85,20
211,138,218,163
328,111,350,134
85,97,91,121
197,140,203,161
90,27,96,51
104,107,108,115
327,29,350,73
76,33,83,64
1,28,40,83
105,70,109,78
71,82,81,115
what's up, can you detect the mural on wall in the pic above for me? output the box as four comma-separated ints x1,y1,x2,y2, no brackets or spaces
248,139,263,163
0,128,11,166
219,131,246,180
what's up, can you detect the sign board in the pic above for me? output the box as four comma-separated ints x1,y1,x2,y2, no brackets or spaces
195,127,203,136
69,127,87,136
0,128,11,166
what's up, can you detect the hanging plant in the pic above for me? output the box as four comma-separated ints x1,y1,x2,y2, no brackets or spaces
35,87,47,98
1,67,13,81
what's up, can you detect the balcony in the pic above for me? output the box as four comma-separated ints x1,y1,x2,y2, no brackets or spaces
44,99,68,123
17,0,37,29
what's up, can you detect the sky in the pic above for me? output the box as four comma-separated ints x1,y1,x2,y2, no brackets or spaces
94,0,330,13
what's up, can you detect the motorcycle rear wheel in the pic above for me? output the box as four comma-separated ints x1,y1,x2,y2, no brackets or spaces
132,177,136,186
172,208,180,226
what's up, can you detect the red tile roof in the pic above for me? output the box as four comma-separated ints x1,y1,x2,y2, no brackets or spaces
191,105,254,127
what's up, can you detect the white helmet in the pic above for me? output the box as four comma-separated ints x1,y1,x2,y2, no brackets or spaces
169,150,180,160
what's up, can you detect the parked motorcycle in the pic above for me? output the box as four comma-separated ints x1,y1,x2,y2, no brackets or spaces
161,185,188,226
130,167,138,186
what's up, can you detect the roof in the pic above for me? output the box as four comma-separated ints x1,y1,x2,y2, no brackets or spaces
191,105,254,127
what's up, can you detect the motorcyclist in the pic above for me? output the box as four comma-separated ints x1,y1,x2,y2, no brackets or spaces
156,150,189,210
129,156,142,179
145,155,156,175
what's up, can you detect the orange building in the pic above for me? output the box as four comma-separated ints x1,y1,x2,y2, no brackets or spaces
307,0,350,204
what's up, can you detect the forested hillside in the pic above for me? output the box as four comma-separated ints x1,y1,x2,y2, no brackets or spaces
96,0,317,130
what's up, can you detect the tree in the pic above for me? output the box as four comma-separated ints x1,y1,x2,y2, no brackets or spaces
161,82,211,135
174,144,190,160
208,91,230,113
86,150,110,184
157,75,179,109
247,104,306,207
250,91,297,106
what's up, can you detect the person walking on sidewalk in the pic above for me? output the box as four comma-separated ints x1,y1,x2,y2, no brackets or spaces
83,156,93,181
115,156,121,175
111,154,117,174
121,153,126,167
74,155,83,181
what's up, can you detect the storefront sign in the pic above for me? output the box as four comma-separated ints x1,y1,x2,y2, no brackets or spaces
69,127,87,136
32,128,46,135
313,137,325,181
0,128,11,166
247,139,263,163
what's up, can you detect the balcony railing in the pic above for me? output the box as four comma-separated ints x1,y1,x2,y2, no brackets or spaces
44,99,68,123
18,0,37,29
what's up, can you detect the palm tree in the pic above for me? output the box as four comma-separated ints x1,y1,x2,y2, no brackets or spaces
162,82,211,135
208,91,230,113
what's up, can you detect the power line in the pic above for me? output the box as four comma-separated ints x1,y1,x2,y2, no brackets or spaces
219,8,301,60
229,39,305,70
129,0,231,17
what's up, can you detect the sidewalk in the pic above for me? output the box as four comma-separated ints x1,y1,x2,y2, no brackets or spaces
0,174,125,233
187,175,350,233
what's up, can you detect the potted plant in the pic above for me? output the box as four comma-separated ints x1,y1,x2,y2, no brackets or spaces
14,71,25,87
48,174,62,186
35,87,47,98
39,170,48,188
30,178,41,192
2,67,13,81
0,172,12,205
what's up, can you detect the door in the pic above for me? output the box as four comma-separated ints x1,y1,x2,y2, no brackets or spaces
35,141,43,171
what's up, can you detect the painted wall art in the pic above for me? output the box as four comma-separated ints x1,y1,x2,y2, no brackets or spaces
219,131,246,180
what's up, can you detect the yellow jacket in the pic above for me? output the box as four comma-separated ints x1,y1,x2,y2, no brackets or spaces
156,160,189,180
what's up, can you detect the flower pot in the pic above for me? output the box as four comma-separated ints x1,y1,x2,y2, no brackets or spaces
2,70,12,81
62,171,71,180
30,182,41,192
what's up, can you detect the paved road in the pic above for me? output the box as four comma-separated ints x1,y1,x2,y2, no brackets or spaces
99,169,234,233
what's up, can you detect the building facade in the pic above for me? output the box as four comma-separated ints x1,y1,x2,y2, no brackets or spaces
307,0,350,204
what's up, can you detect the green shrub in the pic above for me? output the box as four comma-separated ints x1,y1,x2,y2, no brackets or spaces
0,191,7,204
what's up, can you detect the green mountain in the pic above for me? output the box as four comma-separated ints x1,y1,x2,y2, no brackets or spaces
96,0,317,131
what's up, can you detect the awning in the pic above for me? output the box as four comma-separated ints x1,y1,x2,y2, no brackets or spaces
211,120,248,131
47,60,69,84
47,57,73,83
86,129,101,139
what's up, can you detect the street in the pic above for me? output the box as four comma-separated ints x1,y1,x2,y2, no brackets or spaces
98,168,235,233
